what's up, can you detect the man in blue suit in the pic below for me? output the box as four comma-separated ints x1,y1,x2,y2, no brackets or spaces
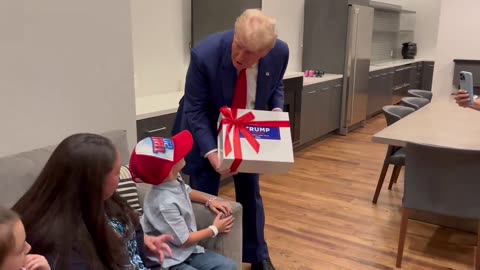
173,9,289,270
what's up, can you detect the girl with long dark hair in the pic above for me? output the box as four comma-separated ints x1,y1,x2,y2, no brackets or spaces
13,133,172,270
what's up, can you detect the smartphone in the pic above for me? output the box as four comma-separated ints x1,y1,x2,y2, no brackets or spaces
459,71,474,105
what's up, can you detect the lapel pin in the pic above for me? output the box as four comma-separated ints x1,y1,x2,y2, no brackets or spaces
266,72,270,76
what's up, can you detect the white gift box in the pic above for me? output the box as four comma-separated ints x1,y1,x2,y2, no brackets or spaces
217,107,294,174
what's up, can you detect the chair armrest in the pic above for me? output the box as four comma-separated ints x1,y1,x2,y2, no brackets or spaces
135,184,243,268
192,195,243,269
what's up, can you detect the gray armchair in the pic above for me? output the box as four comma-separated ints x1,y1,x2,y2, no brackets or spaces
0,130,243,269
136,183,243,268
396,143,480,268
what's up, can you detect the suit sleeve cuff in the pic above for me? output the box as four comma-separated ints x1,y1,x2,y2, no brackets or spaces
204,149,218,158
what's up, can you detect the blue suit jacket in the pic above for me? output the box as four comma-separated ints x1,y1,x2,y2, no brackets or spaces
173,30,289,174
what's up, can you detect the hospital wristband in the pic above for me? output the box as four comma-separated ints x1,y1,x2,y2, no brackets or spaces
208,225,219,238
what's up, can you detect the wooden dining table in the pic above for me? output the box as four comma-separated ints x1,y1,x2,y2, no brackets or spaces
372,96,480,232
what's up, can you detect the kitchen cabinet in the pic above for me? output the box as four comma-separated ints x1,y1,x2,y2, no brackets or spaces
283,76,303,147
368,69,394,116
136,113,177,142
393,64,413,103
410,61,423,90
368,61,433,107
300,79,342,145
191,0,261,48
422,61,435,91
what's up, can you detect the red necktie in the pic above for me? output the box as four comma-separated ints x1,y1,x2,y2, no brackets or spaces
231,69,247,109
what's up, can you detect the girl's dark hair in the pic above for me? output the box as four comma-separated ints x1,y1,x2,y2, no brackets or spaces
13,133,139,270
0,207,20,267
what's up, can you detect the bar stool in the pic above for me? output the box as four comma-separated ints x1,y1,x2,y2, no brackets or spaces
408,89,433,101
401,97,430,110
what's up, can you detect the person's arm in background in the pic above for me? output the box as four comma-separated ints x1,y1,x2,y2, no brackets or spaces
454,89,480,111
268,42,290,112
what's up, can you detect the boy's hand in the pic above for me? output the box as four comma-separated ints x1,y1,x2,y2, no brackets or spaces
208,200,232,216
213,213,234,233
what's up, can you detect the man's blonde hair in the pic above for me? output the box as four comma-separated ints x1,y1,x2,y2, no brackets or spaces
234,9,277,52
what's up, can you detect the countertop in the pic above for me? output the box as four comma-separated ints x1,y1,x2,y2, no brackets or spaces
369,58,433,72
136,71,309,120
136,59,434,120
453,59,480,63
303,74,343,86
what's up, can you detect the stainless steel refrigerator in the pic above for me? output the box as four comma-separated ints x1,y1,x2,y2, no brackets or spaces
303,0,374,135
340,4,374,135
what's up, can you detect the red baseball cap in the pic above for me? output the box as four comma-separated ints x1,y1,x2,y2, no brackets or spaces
129,130,193,185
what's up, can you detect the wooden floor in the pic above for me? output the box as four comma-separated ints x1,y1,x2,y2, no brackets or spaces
220,115,476,270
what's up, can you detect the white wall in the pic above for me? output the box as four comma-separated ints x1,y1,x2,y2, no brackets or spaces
130,0,305,98
402,0,440,59
431,0,480,97
130,0,191,97
0,0,137,158
262,0,305,73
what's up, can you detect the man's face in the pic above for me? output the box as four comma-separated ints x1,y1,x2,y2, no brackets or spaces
231,33,270,71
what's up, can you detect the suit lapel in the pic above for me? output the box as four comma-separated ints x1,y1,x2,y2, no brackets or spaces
255,57,272,109
221,43,237,107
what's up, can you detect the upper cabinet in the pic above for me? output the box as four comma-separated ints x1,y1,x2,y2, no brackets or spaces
191,0,261,48
399,13,416,32
369,1,416,61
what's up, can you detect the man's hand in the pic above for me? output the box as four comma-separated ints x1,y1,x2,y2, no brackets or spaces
206,151,238,176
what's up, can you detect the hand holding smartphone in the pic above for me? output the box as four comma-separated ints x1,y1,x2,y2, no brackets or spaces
459,71,474,105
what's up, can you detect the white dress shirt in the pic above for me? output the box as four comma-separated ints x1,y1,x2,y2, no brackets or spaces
205,63,282,158
246,63,258,110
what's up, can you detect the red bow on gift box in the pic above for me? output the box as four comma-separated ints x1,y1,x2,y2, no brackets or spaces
218,106,290,172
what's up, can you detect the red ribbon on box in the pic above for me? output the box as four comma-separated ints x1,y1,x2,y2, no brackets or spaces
218,106,291,172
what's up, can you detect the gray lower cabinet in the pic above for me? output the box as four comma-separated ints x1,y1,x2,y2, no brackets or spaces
136,113,177,142
367,69,393,116
370,61,434,105
300,79,342,145
422,61,435,91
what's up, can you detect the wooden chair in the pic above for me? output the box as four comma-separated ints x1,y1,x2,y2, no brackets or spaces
372,105,415,204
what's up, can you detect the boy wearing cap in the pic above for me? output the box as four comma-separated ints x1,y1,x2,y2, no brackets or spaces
129,131,237,270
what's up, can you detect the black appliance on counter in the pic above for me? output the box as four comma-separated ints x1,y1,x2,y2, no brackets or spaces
402,42,417,59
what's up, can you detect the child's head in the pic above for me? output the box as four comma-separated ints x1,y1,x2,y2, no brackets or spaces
0,207,30,270
129,130,193,185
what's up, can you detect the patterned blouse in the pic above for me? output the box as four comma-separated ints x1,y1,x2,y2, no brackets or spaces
109,219,149,270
